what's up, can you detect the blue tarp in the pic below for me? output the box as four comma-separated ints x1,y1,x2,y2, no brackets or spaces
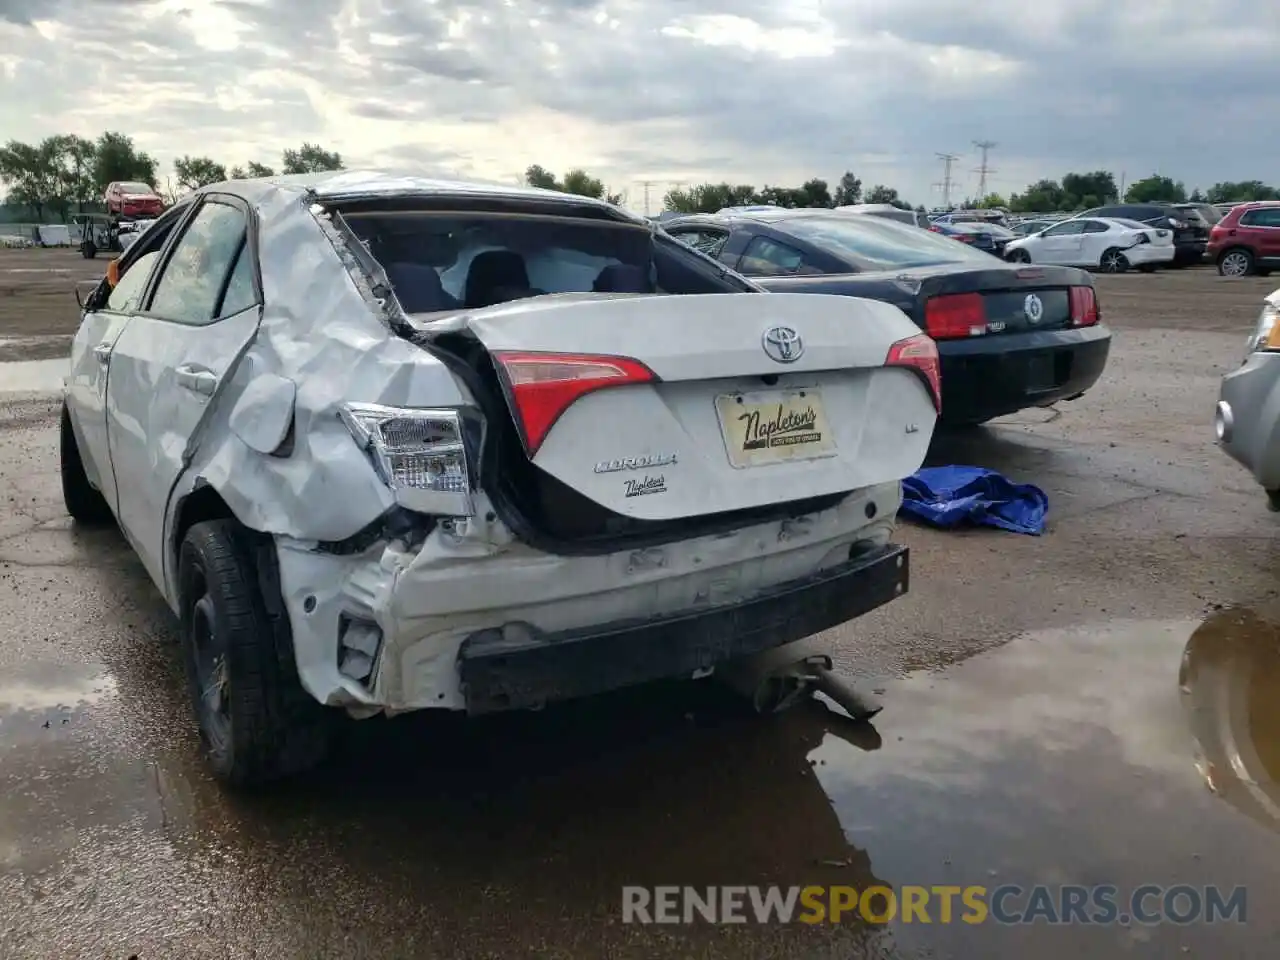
900,466,1049,536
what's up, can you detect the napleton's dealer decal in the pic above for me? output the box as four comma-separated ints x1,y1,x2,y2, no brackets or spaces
715,388,838,469
624,475,667,497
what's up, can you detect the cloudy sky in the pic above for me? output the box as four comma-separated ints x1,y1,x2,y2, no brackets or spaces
1,0,1276,211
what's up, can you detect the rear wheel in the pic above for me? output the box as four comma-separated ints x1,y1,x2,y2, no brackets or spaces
1099,248,1129,273
60,404,113,525
1218,248,1254,277
178,519,330,787
1009,248,1032,264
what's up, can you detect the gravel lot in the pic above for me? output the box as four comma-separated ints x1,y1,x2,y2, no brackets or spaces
2,247,1279,959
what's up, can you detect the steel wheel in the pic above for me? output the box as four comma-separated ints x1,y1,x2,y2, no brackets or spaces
1219,249,1253,277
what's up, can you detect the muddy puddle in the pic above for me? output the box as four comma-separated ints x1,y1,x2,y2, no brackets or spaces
2,613,1280,957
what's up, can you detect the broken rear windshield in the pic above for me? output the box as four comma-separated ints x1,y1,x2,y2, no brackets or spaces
342,212,661,312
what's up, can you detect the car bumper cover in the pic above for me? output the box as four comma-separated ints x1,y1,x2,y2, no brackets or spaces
457,543,909,714
1217,350,1280,490
938,324,1112,423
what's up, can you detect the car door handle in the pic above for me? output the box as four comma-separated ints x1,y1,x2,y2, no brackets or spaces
175,365,219,396
93,342,112,364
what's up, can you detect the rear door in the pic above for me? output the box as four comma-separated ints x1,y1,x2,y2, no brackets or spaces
105,194,262,588
1035,221,1088,264
452,292,936,519
1077,219,1112,265
1240,207,1280,265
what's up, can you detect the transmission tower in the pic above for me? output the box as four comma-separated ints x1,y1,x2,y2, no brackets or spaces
973,140,997,202
637,180,658,216
935,153,960,209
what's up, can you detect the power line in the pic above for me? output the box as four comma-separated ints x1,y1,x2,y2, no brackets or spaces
972,141,997,201
935,153,960,209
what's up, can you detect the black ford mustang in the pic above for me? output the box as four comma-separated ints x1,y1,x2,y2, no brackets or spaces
663,210,1112,426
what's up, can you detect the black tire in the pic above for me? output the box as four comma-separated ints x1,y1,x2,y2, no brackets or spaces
1137,264,1158,273
60,404,113,525
1009,248,1032,264
178,519,330,787
1267,491,1280,513
80,241,96,259
1218,248,1254,277
1099,248,1129,274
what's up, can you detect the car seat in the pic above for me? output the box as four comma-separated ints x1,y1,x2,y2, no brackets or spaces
384,262,459,313
464,250,533,307
592,263,652,293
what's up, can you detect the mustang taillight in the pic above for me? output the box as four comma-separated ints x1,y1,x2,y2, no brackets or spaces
493,351,657,455
925,292,987,339
1069,286,1099,327
885,333,942,414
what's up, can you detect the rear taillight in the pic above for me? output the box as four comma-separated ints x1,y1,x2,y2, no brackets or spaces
886,334,941,414
1069,286,1099,327
493,351,656,455
924,292,987,339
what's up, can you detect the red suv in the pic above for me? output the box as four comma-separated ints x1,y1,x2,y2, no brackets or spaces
104,181,165,220
1209,201,1280,277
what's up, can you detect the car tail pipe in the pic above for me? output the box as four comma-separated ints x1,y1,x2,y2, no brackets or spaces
717,637,884,721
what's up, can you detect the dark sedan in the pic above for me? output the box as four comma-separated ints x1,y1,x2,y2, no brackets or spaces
926,220,1001,256
664,210,1112,426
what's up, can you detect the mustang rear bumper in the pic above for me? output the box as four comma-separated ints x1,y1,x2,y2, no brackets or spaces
938,324,1111,424
457,543,909,714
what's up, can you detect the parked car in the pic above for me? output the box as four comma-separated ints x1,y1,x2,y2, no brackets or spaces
834,203,927,228
933,209,1011,228
60,173,938,785
104,181,165,219
1207,201,1280,277
1012,219,1056,237
662,209,1110,427
1171,202,1223,227
1004,217,1175,273
1215,287,1280,508
1075,203,1207,266
927,220,1002,255
965,221,1017,257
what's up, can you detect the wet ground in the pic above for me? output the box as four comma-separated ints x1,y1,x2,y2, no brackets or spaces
3,257,1280,957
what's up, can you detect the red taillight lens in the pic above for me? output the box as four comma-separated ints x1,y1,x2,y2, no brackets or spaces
493,351,656,455
928,226,942,233
886,333,941,414
1069,286,1099,327
924,292,987,339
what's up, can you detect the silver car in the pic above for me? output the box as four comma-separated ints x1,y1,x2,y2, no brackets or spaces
59,171,938,785
1216,287,1280,507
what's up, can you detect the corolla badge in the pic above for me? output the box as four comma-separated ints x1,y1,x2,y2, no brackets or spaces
762,325,804,363
1023,294,1044,324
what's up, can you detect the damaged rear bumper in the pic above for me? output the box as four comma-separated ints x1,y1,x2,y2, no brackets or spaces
457,543,909,713
272,484,904,715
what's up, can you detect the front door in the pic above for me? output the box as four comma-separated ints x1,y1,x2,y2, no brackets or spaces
1035,221,1088,265
104,195,262,591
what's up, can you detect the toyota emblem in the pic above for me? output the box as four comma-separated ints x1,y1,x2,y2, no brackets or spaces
762,325,804,363
1023,294,1044,324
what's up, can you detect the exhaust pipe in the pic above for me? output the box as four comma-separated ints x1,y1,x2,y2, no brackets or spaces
717,638,884,720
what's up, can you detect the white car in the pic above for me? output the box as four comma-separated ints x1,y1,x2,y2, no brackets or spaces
116,218,156,252
59,171,939,785
1004,217,1175,273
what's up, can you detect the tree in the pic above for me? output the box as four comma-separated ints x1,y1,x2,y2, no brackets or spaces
92,131,158,193
1189,188,1205,202
1125,174,1186,204
1009,179,1067,213
174,155,228,191
1061,171,1117,207
974,193,1007,209
832,171,862,206
0,140,56,221
524,164,558,190
864,184,899,205
795,178,832,208
1206,180,1277,203
281,142,343,175
664,183,758,214
560,168,606,199
246,161,275,178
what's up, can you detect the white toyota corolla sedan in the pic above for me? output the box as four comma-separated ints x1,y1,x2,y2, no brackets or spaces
60,171,939,785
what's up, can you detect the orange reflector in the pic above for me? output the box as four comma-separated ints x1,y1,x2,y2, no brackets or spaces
106,259,120,287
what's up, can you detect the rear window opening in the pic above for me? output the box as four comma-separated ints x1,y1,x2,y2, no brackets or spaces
338,209,752,313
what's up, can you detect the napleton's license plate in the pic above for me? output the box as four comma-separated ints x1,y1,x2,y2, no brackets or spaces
714,388,838,469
